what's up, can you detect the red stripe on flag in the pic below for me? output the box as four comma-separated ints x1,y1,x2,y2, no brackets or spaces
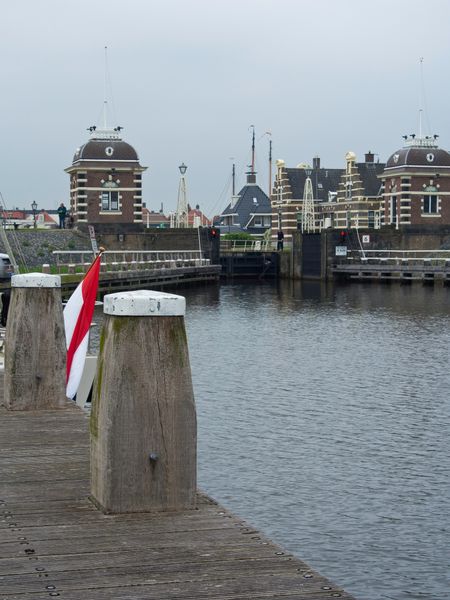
66,255,101,384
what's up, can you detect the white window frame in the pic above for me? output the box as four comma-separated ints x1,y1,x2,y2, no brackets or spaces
101,190,119,211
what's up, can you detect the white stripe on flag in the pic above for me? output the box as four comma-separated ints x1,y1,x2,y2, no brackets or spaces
64,282,84,350
66,332,89,399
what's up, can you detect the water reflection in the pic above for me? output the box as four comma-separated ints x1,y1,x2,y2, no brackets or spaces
91,281,450,600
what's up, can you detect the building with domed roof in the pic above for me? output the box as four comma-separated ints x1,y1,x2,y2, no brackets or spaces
381,135,450,227
65,126,147,226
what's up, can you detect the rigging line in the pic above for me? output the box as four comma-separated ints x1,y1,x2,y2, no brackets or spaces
208,170,233,218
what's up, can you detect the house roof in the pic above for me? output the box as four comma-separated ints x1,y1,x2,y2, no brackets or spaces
355,161,385,196
220,183,271,229
285,168,344,201
384,144,450,171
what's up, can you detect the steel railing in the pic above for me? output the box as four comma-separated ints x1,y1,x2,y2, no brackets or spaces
343,249,450,266
220,240,277,252
52,250,210,274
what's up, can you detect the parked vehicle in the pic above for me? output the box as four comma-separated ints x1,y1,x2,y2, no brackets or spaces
0,254,13,279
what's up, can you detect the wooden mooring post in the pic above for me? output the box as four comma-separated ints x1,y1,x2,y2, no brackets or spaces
3,273,66,410
90,289,197,513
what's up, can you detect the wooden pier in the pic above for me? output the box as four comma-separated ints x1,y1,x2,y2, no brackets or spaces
333,261,450,283
0,403,354,599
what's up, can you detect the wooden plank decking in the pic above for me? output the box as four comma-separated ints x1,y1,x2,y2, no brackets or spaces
0,405,355,600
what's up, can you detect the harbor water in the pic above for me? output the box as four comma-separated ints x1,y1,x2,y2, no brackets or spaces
93,281,450,600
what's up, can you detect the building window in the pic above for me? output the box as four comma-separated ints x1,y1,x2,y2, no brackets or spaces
390,196,397,225
423,195,438,214
345,182,352,200
101,191,119,211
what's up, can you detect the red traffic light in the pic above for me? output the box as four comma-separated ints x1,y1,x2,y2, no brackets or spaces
210,228,218,237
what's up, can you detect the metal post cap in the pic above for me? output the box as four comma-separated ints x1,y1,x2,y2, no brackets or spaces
103,290,186,317
11,273,61,288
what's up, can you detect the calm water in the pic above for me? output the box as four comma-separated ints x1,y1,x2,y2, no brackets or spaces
94,281,450,600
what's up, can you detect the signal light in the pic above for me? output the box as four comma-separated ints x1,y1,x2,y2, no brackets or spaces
210,228,218,238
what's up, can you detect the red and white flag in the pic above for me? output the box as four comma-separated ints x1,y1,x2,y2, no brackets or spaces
64,254,101,399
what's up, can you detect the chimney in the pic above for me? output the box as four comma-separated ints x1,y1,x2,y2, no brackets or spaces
246,170,257,184
313,156,320,170
365,151,374,163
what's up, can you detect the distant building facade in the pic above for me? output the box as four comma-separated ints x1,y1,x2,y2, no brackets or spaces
271,153,387,238
188,205,211,227
272,156,343,240
321,151,385,230
381,135,450,227
65,127,147,226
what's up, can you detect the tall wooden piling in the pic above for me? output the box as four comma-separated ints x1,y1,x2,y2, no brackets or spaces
3,273,66,410
90,290,197,513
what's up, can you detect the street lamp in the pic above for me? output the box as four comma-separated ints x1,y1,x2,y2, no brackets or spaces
175,164,188,227
31,201,37,229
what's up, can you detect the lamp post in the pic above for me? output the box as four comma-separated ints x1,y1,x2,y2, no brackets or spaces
31,201,37,229
175,163,188,228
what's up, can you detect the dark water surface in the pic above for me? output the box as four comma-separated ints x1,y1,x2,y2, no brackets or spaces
94,281,450,600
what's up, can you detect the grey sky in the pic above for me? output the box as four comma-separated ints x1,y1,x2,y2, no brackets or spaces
1,0,450,218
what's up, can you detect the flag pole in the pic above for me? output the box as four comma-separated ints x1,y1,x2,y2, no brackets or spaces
83,246,106,278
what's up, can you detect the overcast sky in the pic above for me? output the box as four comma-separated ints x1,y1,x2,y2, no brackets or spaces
1,0,450,217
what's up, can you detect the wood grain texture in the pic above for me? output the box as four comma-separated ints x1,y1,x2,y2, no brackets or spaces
0,405,355,600
3,287,67,410
90,314,197,513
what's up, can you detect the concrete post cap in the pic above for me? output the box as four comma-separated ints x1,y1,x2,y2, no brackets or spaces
103,290,186,317
12,273,61,288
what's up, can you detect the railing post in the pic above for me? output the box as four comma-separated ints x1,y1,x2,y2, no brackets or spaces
4,273,67,411
90,290,197,513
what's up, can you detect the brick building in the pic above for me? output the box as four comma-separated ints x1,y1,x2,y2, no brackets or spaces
381,135,450,227
65,127,147,226
271,157,343,241
321,151,385,229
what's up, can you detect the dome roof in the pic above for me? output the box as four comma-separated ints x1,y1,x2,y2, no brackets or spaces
72,130,140,163
385,142,450,170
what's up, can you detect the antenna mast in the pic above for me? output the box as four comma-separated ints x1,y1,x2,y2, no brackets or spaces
268,138,272,198
103,46,108,129
250,125,255,173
